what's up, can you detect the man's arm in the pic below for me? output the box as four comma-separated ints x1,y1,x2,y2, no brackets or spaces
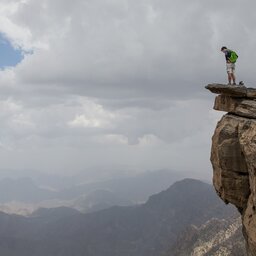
225,50,232,62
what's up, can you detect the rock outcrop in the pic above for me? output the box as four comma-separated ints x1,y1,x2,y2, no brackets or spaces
206,84,256,256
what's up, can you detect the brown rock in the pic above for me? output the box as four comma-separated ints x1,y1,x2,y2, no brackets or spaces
205,84,256,99
247,88,256,99
206,84,247,97
214,95,256,119
207,83,256,256
211,114,250,210
239,120,256,255
210,113,256,256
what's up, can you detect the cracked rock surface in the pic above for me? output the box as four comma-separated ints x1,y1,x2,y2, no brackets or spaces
206,84,256,256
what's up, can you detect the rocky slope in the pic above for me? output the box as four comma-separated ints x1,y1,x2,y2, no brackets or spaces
166,217,246,256
206,84,256,256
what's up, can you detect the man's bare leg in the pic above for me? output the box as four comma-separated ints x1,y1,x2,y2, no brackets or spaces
231,73,236,85
228,73,232,84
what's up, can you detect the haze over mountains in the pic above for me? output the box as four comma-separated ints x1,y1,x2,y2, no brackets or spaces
0,178,244,256
0,170,186,215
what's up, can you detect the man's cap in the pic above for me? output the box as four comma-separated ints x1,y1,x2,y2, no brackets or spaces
221,46,227,51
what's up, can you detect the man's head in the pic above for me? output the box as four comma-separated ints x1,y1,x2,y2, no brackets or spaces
221,46,227,52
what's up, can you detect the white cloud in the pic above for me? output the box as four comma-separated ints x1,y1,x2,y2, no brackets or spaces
68,99,116,128
69,115,102,128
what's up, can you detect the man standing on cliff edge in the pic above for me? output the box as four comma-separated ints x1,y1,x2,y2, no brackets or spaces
221,46,238,85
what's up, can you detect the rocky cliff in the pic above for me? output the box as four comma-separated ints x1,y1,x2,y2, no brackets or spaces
206,84,256,256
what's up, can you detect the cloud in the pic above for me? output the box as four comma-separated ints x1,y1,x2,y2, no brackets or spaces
0,0,218,99
0,0,251,177
2,0,252,101
68,99,117,128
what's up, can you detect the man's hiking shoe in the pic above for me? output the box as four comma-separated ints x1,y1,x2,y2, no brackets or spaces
232,83,236,85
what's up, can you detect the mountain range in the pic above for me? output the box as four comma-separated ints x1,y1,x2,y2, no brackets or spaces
0,178,242,256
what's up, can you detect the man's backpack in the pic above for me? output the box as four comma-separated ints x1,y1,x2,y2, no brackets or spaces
229,50,238,63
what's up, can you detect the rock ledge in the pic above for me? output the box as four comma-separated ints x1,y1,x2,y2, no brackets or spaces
206,84,256,119
206,83,256,99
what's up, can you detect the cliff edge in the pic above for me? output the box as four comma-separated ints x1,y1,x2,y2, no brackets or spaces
206,84,256,256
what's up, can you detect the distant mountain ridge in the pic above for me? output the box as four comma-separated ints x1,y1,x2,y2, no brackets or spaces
59,169,186,202
0,177,56,203
0,178,239,256
0,170,186,214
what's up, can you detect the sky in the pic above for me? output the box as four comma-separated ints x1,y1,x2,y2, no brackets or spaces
0,0,254,180
0,33,23,68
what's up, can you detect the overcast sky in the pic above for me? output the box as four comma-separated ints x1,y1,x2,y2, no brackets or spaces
0,0,254,179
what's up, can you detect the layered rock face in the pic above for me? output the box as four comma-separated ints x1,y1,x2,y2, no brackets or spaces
206,84,256,256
